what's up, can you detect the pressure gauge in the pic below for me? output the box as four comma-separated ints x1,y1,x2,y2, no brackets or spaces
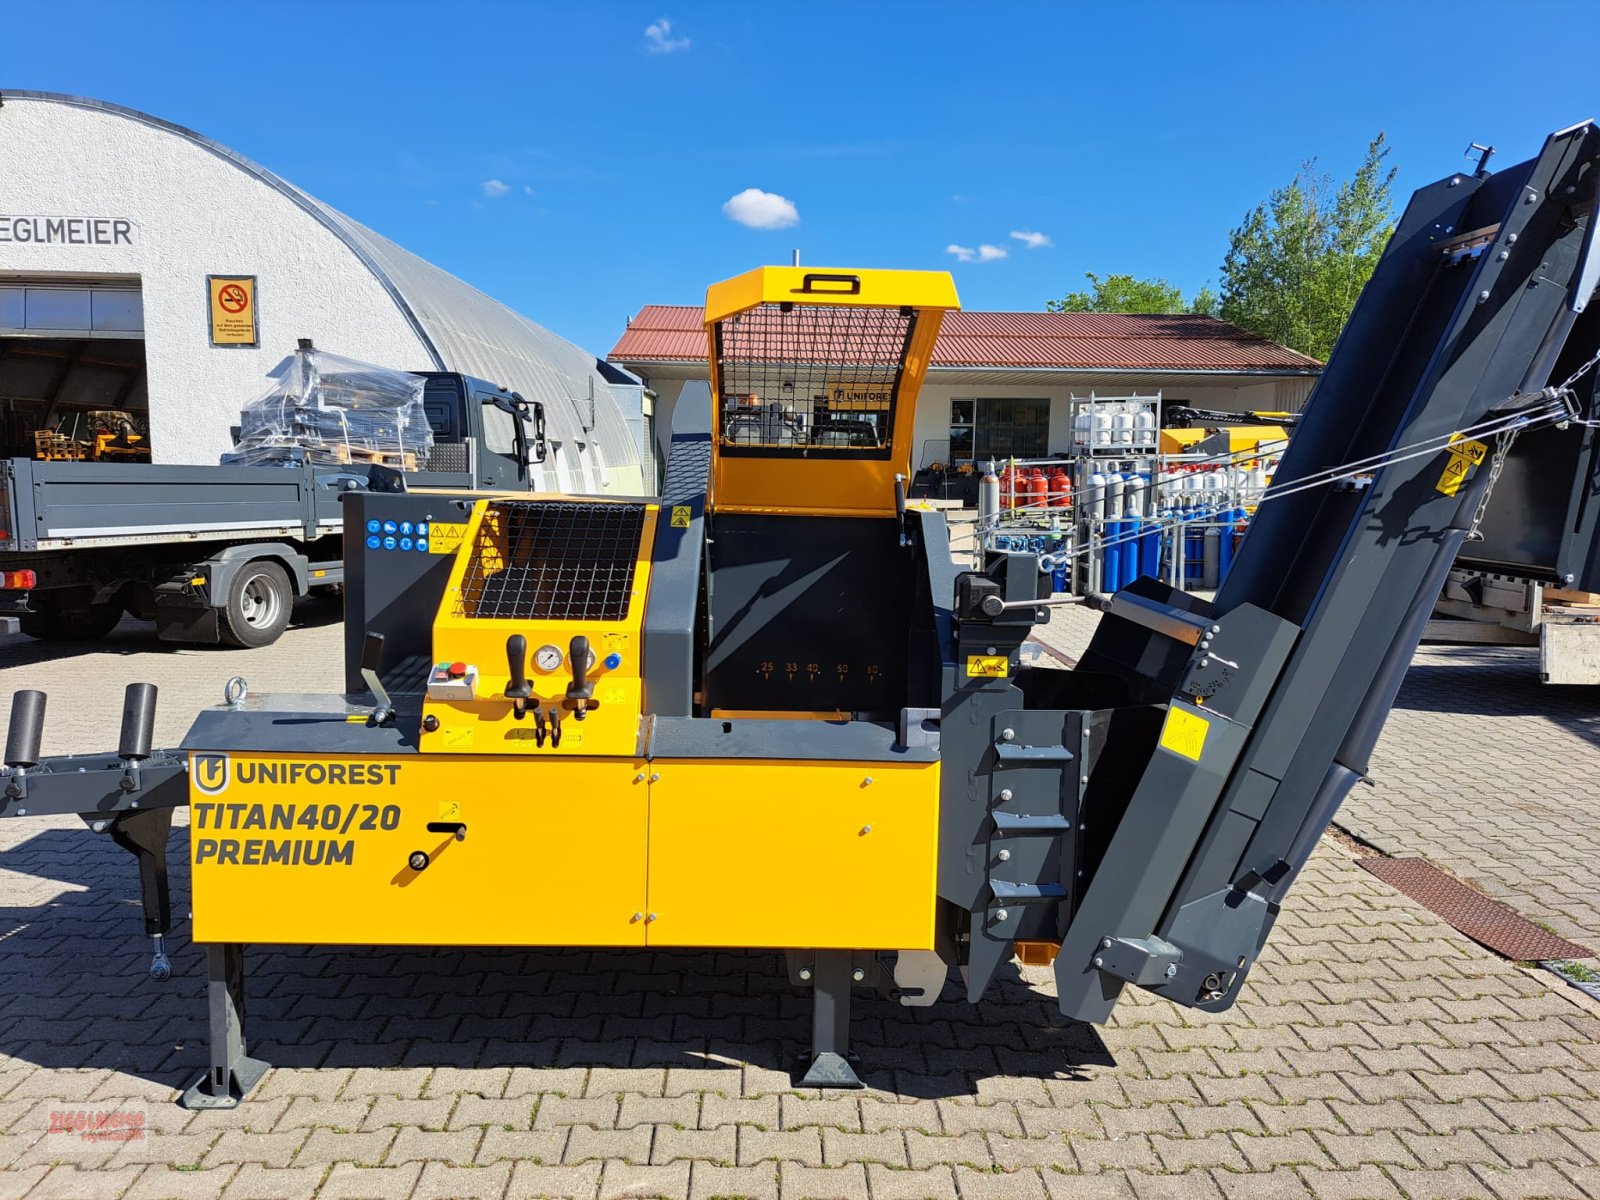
534,644,564,672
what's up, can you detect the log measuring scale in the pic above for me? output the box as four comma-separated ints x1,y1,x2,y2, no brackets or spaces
10,122,1600,1106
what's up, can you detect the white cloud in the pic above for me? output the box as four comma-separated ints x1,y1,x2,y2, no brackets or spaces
947,242,1008,264
723,188,799,230
644,17,690,53
1011,229,1052,249
523,185,535,196
481,179,510,198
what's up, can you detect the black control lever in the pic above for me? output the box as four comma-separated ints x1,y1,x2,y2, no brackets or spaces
566,635,594,720
547,705,563,747
533,706,547,747
360,632,394,725
4,690,45,801
506,634,532,720
118,683,157,793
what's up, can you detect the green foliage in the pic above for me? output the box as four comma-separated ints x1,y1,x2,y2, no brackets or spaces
1219,134,1396,360
1049,272,1186,314
1048,272,1221,317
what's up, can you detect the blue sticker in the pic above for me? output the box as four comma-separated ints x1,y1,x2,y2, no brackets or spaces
415,539,429,552
383,536,397,550
399,521,414,535
417,522,430,537
365,535,381,549
382,520,398,535
365,519,380,534
399,537,414,551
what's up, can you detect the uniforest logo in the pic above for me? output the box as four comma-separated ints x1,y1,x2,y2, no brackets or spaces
193,754,230,796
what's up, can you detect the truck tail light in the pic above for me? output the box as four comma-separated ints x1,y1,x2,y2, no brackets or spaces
0,570,37,590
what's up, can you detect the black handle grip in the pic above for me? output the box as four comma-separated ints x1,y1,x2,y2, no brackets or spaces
5,691,45,769
568,635,591,697
795,272,861,296
506,634,531,699
361,631,385,673
118,683,157,762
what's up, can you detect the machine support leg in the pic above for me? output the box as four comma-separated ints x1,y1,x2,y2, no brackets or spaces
107,807,174,981
180,944,269,1109
798,950,863,1089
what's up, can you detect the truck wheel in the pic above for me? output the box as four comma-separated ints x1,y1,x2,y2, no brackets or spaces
220,561,293,648
19,597,125,641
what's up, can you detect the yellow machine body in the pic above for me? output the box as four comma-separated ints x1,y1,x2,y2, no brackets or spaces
705,266,959,518
420,496,658,758
188,752,937,951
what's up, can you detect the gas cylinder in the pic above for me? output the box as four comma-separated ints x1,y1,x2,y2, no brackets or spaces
1113,407,1134,446
1027,468,1048,509
998,463,1015,510
1048,466,1071,508
979,462,1001,525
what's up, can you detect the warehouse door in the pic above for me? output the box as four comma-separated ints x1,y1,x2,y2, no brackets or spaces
0,278,148,460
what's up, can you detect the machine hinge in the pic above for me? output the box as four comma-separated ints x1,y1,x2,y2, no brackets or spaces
1091,935,1182,986
989,880,1068,905
990,812,1072,834
994,743,1074,764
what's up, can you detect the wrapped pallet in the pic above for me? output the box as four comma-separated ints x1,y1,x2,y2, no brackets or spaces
223,344,432,468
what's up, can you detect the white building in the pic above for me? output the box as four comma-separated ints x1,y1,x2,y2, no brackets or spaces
610,304,1320,474
0,91,647,493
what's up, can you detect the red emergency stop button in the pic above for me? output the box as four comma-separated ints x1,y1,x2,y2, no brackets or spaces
448,662,467,678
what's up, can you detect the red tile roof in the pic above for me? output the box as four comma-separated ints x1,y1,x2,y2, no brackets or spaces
609,305,1321,373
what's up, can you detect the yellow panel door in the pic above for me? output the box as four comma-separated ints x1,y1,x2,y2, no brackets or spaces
190,754,649,946
644,758,939,950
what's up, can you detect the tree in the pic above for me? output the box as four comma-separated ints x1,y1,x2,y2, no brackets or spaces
1049,272,1221,316
1219,134,1396,360
1050,272,1184,314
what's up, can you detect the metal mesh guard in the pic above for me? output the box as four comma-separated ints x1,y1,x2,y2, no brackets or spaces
716,302,914,452
456,501,646,621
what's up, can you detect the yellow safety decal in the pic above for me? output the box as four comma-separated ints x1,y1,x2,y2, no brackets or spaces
427,523,468,555
1436,435,1488,497
1159,706,1210,761
670,505,692,528
966,655,1009,678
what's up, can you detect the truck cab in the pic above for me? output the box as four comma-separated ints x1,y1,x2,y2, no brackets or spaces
415,372,548,491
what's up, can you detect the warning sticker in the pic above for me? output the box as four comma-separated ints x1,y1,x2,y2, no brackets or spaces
670,505,692,528
437,798,462,820
207,275,258,346
1159,706,1210,761
966,655,1009,678
1436,435,1488,497
427,523,468,555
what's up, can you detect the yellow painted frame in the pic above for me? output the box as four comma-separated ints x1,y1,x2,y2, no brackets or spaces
705,266,959,518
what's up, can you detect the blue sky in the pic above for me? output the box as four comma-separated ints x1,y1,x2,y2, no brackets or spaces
9,1,1600,356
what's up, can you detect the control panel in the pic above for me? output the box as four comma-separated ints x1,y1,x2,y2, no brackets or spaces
418,497,657,758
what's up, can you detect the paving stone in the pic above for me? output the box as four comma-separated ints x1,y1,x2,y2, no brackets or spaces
776,1162,868,1199
950,1165,1047,1200
217,1164,325,1200
315,1163,424,1200
505,1160,602,1200
599,1160,690,1200
688,1161,778,1200
861,1163,957,1200
123,1164,239,1200
566,1125,652,1166
411,1160,513,1200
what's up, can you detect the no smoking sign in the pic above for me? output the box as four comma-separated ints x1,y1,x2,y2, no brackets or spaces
207,275,259,346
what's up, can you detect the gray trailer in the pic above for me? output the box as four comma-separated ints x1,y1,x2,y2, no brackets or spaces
0,371,546,646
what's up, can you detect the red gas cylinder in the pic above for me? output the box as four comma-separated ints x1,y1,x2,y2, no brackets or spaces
1026,468,1047,509
998,464,1015,509
1048,466,1072,508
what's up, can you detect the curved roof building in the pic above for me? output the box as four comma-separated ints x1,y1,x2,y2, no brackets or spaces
0,91,647,493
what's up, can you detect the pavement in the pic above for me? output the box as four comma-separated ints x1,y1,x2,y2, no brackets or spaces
0,606,1596,1199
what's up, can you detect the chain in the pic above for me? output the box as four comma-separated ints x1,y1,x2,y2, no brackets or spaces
1467,429,1517,540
